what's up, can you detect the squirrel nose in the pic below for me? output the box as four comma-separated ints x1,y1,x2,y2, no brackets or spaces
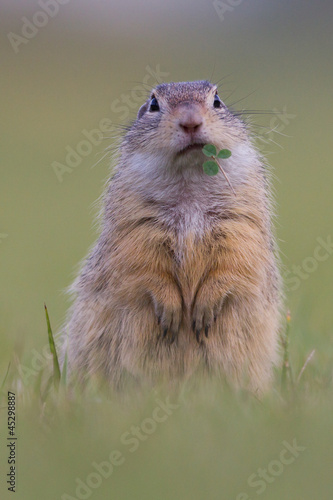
178,111,203,134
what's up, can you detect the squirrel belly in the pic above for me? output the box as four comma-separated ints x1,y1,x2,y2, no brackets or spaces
63,80,282,393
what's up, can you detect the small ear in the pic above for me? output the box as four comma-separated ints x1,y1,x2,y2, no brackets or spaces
137,102,148,119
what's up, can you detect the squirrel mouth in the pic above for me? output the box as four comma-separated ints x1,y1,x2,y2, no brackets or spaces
177,143,206,155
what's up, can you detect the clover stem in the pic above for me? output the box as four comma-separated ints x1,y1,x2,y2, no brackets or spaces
212,155,236,196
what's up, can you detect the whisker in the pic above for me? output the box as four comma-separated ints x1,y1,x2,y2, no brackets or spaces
228,89,259,107
209,57,217,83
222,87,239,102
124,81,153,93
234,109,281,116
214,71,236,88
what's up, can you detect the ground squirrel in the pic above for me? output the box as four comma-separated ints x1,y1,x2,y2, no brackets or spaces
63,80,282,393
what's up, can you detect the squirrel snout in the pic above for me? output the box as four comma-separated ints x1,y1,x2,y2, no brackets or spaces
178,109,203,134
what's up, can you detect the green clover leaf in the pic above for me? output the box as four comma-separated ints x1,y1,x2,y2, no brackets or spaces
203,160,219,176
217,149,232,159
202,144,217,157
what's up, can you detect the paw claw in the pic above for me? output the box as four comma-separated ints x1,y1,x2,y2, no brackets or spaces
155,304,181,344
192,292,225,342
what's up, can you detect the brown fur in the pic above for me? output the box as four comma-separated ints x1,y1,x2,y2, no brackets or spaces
63,80,282,393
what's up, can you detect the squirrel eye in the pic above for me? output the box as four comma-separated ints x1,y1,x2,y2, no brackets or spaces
213,94,222,109
149,96,160,112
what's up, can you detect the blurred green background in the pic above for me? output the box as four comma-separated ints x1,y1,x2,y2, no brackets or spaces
1,0,332,499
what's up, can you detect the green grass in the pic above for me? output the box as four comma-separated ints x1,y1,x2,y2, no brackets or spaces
0,306,332,500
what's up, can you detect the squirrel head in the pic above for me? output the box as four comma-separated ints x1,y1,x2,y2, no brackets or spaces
123,81,248,164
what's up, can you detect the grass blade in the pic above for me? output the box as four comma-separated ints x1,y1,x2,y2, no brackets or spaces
0,362,11,393
44,303,61,388
61,345,68,387
281,310,294,394
296,349,316,386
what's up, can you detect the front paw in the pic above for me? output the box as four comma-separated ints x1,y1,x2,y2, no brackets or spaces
192,296,224,343
155,302,182,344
